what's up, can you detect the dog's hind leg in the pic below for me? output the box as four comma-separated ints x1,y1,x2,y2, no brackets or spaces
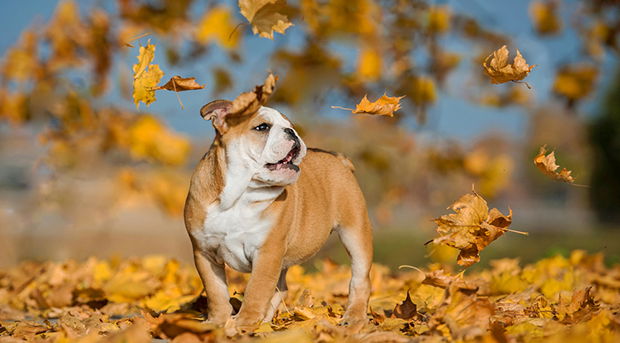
263,268,288,322
337,215,373,327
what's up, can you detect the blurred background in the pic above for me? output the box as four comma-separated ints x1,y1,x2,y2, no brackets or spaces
1,0,619,269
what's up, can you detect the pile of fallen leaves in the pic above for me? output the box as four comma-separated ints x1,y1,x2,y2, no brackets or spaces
1,251,619,342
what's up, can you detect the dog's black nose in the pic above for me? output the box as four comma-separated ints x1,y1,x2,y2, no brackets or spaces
284,127,297,139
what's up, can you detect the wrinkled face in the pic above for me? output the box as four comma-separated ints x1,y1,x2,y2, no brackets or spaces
222,106,307,186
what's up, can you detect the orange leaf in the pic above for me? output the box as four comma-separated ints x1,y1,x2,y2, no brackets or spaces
333,94,405,117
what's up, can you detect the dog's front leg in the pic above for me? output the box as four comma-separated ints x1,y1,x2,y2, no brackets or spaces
235,242,285,329
193,250,232,324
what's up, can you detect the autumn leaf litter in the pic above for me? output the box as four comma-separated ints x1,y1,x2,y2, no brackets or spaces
1,251,620,342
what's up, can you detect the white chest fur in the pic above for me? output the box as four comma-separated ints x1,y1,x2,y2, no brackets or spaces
194,188,280,273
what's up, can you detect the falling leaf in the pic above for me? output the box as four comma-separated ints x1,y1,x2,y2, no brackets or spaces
530,1,562,36
354,94,405,116
482,45,536,85
154,76,205,92
228,73,277,117
533,145,575,183
132,40,164,108
552,64,598,105
238,0,293,39
356,45,382,81
427,6,451,34
410,76,437,107
195,6,241,49
430,190,518,267
333,94,405,117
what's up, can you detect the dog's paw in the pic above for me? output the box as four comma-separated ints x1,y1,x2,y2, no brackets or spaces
222,312,262,336
339,313,368,332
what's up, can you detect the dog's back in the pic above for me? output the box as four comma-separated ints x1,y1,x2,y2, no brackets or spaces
266,148,371,270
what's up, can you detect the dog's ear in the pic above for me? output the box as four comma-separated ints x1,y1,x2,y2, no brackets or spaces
200,100,232,133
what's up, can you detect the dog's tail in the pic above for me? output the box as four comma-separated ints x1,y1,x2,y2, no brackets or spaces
308,147,355,173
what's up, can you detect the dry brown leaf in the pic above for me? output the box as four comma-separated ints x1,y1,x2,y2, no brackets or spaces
154,76,205,92
392,292,419,320
238,0,293,39
533,145,575,183
430,191,515,267
483,45,536,85
229,73,277,117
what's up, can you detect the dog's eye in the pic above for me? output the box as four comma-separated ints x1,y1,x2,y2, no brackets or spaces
253,123,271,132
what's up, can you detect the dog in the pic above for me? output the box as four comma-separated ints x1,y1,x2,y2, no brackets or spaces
183,100,373,329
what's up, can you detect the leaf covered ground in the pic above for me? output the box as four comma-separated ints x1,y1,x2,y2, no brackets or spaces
1,251,619,342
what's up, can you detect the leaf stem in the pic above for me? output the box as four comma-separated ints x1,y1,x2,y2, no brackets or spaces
331,105,354,111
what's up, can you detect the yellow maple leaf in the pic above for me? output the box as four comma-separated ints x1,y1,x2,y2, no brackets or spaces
238,0,293,39
430,191,519,267
132,41,164,108
533,145,575,183
195,6,241,49
483,45,536,85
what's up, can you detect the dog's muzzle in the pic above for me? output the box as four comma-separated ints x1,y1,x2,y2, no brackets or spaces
265,129,302,172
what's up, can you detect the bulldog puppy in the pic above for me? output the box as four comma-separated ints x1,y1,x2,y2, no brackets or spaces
184,100,373,329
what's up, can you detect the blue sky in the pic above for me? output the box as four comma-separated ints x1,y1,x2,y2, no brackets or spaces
1,0,616,142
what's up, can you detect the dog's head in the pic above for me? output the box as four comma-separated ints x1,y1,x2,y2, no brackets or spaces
201,100,307,187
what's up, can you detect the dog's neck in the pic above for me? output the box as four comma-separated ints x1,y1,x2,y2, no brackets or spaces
208,140,284,210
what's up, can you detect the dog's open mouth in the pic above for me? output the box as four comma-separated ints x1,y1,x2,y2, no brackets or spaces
265,145,300,172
